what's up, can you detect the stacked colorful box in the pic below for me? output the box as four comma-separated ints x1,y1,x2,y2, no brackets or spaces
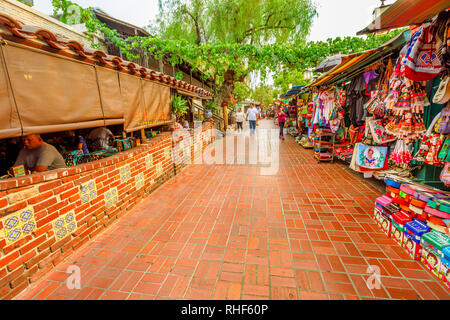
116,137,134,151
420,230,450,278
404,218,430,260
391,210,413,247
442,247,450,289
371,176,450,290
374,195,392,224
10,165,26,177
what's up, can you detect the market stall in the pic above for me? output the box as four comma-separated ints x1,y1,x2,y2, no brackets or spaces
301,6,450,289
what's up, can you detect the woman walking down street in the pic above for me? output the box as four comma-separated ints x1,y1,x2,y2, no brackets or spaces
277,108,286,140
236,107,244,133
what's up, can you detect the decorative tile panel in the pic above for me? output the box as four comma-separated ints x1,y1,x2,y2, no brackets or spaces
120,165,131,183
164,147,171,160
80,179,97,204
53,210,77,240
135,173,145,190
105,187,118,209
156,163,163,177
145,154,153,169
1,207,36,245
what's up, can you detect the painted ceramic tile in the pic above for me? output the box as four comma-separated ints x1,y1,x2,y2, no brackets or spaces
156,162,163,177
179,140,185,151
135,172,145,190
80,179,97,204
120,165,132,183
145,154,153,169
164,147,171,160
53,210,77,241
194,133,201,152
1,207,36,245
105,187,118,209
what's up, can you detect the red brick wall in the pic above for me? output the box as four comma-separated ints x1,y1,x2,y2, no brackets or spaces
0,123,214,299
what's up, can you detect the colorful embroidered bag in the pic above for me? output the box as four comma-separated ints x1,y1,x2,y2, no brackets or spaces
404,25,443,81
438,137,450,163
356,144,388,169
435,103,450,134
441,163,450,187
368,119,396,144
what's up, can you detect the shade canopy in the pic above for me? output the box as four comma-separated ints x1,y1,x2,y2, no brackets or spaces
357,0,449,35
280,85,306,100
314,55,345,73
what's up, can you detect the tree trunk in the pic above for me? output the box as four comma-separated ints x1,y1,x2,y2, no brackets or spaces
214,70,237,131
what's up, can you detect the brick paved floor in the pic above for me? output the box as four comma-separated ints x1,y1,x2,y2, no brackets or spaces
14,120,450,300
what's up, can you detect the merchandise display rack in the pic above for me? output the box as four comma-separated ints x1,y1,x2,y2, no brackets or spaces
313,129,336,163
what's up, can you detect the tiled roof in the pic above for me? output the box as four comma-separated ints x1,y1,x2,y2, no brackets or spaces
0,13,213,99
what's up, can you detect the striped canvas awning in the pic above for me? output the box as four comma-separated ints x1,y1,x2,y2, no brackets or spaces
357,0,449,35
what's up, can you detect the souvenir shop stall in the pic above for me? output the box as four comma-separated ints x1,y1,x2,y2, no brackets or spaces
296,29,410,161
306,3,450,289
278,86,305,137
295,89,315,149
366,5,450,290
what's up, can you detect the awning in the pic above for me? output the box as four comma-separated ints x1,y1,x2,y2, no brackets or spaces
307,30,411,88
177,88,212,100
357,0,449,35
280,85,306,99
314,54,346,73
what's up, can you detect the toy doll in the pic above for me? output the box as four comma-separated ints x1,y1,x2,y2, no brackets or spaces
424,134,443,165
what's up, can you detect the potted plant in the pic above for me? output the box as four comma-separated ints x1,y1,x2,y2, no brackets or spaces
171,94,189,117
204,100,217,119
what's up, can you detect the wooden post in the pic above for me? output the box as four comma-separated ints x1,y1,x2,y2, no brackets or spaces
140,128,147,143
223,103,228,131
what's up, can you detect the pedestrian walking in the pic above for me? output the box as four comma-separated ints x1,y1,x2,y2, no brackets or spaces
277,108,286,140
246,104,259,135
235,107,244,133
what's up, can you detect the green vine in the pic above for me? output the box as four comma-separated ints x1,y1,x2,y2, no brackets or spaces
50,1,404,99
17,0,33,7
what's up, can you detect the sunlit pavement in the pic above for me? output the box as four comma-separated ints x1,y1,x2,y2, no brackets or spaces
14,120,449,300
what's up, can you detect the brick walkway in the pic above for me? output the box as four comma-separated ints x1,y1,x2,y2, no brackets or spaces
14,120,449,300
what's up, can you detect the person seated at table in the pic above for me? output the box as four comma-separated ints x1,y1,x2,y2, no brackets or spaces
70,130,89,154
12,134,66,173
87,126,115,151
179,117,190,129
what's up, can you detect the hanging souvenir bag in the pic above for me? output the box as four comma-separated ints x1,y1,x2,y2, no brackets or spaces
414,112,443,162
433,70,450,105
349,125,365,144
390,139,413,165
356,144,388,169
364,93,381,114
435,103,450,134
440,163,450,187
433,10,450,70
368,119,396,144
437,137,450,162
404,24,443,81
